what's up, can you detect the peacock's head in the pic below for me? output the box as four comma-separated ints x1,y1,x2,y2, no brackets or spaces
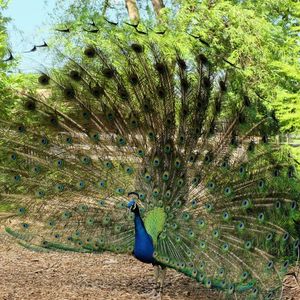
127,192,139,212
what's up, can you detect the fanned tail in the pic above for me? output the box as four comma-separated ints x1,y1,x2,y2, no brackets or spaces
0,26,299,300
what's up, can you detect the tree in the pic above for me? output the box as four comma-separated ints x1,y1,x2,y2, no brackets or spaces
3,0,299,162
0,0,38,121
125,0,140,22
0,0,18,119
46,0,299,133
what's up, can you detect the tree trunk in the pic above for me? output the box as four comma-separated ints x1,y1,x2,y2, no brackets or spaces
101,0,110,15
125,0,140,23
151,0,165,16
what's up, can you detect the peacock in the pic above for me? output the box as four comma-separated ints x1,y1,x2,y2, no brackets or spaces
1,19,300,300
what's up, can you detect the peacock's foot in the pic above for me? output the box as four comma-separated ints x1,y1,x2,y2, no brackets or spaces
144,288,158,298
155,286,164,299
155,291,163,300
145,285,163,299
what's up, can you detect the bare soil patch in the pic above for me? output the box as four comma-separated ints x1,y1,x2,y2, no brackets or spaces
0,232,299,300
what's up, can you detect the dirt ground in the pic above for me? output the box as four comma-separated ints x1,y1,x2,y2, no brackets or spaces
0,232,299,300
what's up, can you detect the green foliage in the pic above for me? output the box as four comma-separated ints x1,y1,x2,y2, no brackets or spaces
48,0,299,135
0,1,38,121
175,0,299,133
0,0,16,118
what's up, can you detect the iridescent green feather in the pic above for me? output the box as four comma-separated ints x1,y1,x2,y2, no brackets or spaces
144,207,166,246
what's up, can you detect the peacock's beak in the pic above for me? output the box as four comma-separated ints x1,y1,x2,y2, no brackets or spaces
127,205,135,216
127,198,137,212
127,208,132,217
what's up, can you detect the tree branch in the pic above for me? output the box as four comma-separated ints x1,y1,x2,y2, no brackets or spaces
101,0,110,16
151,0,165,16
125,0,140,23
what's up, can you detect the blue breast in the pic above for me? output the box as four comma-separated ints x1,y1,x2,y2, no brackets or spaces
133,213,155,264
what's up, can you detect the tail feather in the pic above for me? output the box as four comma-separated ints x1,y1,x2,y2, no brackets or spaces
0,30,299,299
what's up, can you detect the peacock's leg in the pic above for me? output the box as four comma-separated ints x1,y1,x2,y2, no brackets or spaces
154,265,160,291
150,265,166,299
157,266,167,296
145,265,160,298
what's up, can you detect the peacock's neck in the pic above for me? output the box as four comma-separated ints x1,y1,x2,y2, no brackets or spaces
132,208,155,264
133,209,147,236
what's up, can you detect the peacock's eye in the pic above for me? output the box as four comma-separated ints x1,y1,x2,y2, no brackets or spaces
162,172,169,181
165,191,171,197
137,149,145,157
107,112,114,121
153,157,160,167
155,62,167,74
78,181,85,188
275,201,281,209
283,260,289,269
238,221,245,230
128,73,139,85
118,87,129,100
25,100,36,111
152,189,159,197
244,241,252,250
84,46,96,57
258,179,265,188
102,67,115,78
91,85,104,98
69,70,81,81
205,203,213,212
164,144,171,153
41,137,48,145
22,223,29,229
191,199,197,208
266,233,273,241
13,175,21,182
222,243,229,251
131,43,143,53
17,125,26,133
55,184,64,192
224,187,231,195
242,199,250,208
144,173,152,182
38,74,50,85
258,212,264,222
222,212,229,221
222,161,228,168
200,241,206,249
267,260,274,269
50,116,57,125
82,111,90,119
64,87,75,99
283,232,289,241
207,181,215,190
81,156,91,165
